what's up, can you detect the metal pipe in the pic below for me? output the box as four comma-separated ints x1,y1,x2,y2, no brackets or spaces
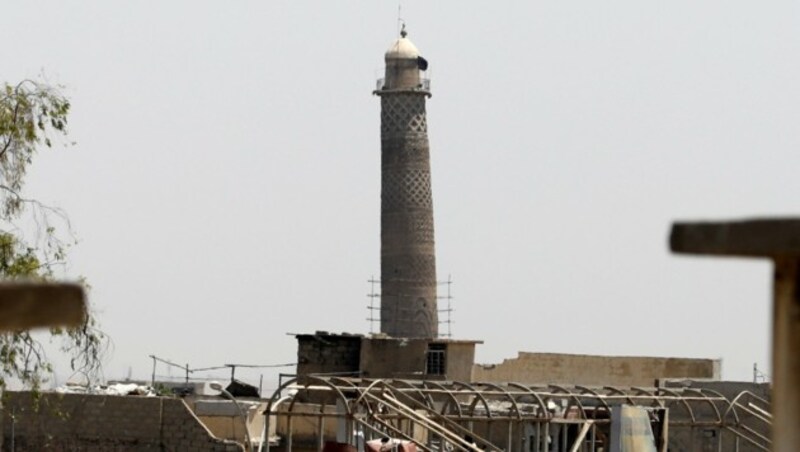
210,382,252,452
317,413,324,451
285,415,292,452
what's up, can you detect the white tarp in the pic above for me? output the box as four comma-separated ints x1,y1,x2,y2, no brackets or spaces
609,404,658,452
54,383,156,396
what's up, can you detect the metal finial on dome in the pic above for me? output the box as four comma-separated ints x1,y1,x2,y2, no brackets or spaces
400,23,407,38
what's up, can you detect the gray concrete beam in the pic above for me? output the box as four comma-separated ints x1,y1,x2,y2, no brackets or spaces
670,218,800,257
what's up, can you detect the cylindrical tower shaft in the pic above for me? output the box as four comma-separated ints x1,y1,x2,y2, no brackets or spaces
375,31,438,338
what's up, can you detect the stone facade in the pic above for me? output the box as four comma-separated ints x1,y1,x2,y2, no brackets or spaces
1,392,244,451
473,352,721,387
295,333,480,382
296,333,362,376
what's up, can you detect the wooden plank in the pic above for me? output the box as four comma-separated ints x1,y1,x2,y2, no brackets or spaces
569,421,592,452
0,282,86,331
670,218,800,257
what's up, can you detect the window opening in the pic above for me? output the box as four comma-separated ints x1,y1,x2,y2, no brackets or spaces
426,343,446,375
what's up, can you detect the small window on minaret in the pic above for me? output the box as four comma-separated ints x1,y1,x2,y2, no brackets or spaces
426,343,446,376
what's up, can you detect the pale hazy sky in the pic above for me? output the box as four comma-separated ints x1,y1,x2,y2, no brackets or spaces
5,1,798,389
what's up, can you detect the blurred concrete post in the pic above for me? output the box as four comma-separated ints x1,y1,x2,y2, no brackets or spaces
0,282,85,331
772,257,800,450
0,281,87,451
671,218,800,451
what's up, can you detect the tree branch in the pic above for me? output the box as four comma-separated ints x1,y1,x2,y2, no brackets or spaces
0,100,22,160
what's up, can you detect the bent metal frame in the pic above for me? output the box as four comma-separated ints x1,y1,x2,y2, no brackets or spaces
259,376,770,452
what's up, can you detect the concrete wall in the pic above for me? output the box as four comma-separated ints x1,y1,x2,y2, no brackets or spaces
275,403,340,451
1,392,244,451
295,334,478,382
473,352,720,387
444,342,477,382
360,337,428,378
194,399,268,446
359,338,476,381
296,333,362,377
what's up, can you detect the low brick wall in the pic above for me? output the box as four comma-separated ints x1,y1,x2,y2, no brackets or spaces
1,391,244,451
473,352,720,387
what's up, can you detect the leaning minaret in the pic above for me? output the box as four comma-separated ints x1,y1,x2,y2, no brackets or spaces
375,28,438,338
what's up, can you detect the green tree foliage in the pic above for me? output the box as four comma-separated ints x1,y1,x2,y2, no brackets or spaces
0,80,105,390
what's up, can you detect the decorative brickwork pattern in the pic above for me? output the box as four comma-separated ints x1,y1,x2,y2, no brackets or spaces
380,95,427,137
382,212,435,245
381,169,433,210
381,254,437,284
378,90,438,338
381,136,430,166
1,392,244,452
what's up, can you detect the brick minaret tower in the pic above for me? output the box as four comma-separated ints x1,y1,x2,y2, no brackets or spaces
374,28,438,338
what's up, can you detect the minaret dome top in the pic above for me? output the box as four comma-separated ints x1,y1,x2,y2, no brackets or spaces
378,26,430,93
385,24,421,60
385,36,420,60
